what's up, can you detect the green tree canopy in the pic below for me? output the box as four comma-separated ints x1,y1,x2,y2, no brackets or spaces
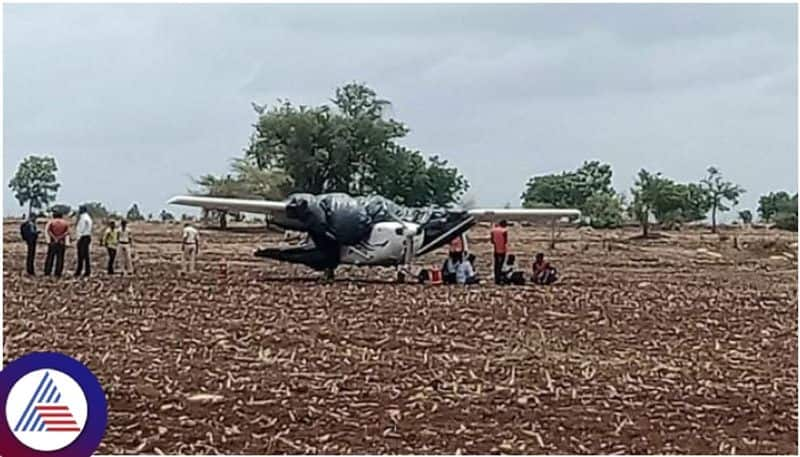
773,209,797,231
228,158,292,200
245,82,468,206
49,203,72,217
521,161,615,209
738,209,753,225
700,166,744,233
126,203,145,221
9,155,61,217
629,170,669,236
583,192,625,229
628,170,711,236
82,202,110,220
521,161,623,227
160,210,175,222
758,191,796,222
757,191,797,230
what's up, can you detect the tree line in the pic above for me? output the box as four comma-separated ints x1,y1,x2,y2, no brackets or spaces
7,83,797,233
521,161,797,234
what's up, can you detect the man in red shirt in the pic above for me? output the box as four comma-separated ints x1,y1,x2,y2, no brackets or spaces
490,220,508,285
44,210,70,277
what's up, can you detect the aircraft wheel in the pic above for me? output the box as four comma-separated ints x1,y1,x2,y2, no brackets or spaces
397,271,406,283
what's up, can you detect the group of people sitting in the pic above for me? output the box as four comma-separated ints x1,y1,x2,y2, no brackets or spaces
418,247,558,287
441,251,480,285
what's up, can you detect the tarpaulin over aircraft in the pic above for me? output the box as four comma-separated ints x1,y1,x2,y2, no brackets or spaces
284,192,457,246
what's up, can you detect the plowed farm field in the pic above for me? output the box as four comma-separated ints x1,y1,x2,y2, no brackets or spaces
3,220,797,454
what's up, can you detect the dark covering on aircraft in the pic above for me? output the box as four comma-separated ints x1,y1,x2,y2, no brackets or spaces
284,193,458,246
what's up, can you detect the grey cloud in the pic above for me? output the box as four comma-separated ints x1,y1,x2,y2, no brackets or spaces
4,4,796,218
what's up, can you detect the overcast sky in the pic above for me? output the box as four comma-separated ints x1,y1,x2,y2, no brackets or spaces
4,4,797,218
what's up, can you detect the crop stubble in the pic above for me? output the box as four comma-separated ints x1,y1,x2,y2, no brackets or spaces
2,221,797,454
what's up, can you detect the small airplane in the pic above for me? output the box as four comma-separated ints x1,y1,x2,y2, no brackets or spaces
168,193,580,280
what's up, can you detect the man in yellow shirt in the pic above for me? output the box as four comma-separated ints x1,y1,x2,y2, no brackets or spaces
100,220,119,275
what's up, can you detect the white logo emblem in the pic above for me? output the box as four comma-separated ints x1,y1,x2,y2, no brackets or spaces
5,369,88,451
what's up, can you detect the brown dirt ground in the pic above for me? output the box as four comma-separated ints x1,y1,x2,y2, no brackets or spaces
3,220,797,454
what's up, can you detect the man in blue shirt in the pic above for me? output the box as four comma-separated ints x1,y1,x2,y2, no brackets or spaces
20,216,39,275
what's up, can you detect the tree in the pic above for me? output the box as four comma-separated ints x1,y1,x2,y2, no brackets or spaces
368,148,469,207
521,161,615,211
246,83,468,205
629,169,716,235
583,193,624,229
757,192,797,230
738,209,753,225
193,157,291,201
628,170,688,236
758,191,794,222
773,209,797,231
229,158,291,200
8,156,61,217
82,202,110,220
629,169,663,237
49,204,72,217
700,166,744,233
681,183,713,223
126,203,145,221
160,210,175,222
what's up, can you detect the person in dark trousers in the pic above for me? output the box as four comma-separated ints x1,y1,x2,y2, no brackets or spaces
100,220,119,275
500,254,526,285
74,205,93,277
490,220,509,285
20,216,39,275
441,251,460,284
44,211,70,277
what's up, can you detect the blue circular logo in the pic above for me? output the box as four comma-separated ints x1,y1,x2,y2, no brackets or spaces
0,352,107,457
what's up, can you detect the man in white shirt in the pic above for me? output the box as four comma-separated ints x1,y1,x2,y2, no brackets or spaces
455,258,478,285
74,205,93,277
182,222,200,273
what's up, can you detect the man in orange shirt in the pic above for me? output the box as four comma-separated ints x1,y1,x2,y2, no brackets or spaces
44,210,70,277
490,220,508,285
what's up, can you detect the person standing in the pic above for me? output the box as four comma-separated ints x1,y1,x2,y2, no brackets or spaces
490,220,509,285
118,219,134,275
182,222,200,273
20,215,39,275
44,211,70,277
74,205,93,277
100,220,119,275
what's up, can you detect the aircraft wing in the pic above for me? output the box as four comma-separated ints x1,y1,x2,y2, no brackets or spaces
167,195,287,215
467,208,580,222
